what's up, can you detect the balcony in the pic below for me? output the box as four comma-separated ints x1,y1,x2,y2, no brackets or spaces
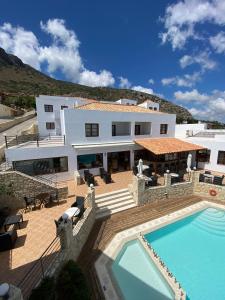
112,122,131,137
134,122,151,136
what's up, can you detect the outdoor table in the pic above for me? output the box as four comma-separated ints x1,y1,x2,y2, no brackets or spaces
62,207,80,221
142,165,149,171
4,214,23,232
35,192,50,207
170,173,179,177
203,173,214,183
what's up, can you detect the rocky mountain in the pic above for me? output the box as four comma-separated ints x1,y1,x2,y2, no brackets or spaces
0,47,192,121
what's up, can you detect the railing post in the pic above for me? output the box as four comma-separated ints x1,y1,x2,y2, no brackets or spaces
16,135,18,145
37,135,39,147
4,134,8,148
63,135,66,145
40,257,45,277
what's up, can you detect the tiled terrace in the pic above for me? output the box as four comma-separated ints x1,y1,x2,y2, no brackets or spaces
0,171,133,287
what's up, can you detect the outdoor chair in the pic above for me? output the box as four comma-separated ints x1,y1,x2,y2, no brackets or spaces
213,176,224,186
50,192,59,205
24,196,36,212
199,173,205,182
205,170,211,175
143,168,152,177
132,166,138,176
86,174,95,186
171,176,179,185
72,196,85,218
149,175,158,186
99,167,106,178
178,171,185,182
84,169,90,182
103,172,112,184
0,229,17,252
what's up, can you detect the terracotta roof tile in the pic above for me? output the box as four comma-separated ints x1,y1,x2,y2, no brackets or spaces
76,102,165,114
135,138,206,155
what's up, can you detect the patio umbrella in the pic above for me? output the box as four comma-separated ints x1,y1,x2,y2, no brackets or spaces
138,159,143,176
186,153,192,173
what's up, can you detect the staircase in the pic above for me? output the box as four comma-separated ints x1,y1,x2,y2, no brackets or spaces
95,188,136,219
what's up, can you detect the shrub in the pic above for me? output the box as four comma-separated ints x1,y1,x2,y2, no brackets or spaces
29,276,55,300
56,260,90,300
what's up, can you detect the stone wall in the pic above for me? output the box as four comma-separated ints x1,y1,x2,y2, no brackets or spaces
0,171,68,209
193,171,225,201
57,186,96,262
131,172,195,206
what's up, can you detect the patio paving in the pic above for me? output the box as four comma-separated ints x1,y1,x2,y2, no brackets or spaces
0,170,133,287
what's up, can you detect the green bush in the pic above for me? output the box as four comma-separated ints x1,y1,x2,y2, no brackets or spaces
29,276,55,300
56,260,90,300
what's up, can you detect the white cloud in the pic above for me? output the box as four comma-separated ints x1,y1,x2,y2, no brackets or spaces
79,70,115,87
0,19,115,87
161,72,201,87
179,51,216,71
174,89,210,102
160,0,225,50
0,22,40,69
132,85,154,94
148,78,154,84
118,76,131,89
210,31,225,53
174,89,225,121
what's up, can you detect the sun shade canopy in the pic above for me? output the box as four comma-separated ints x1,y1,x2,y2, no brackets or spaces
134,138,206,155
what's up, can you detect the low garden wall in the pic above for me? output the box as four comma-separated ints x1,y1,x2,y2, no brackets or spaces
193,171,225,201
131,172,195,206
0,171,68,209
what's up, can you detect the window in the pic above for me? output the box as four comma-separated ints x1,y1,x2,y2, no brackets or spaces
13,156,68,175
154,107,157,111
46,122,55,130
61,105,68,110
85,123,99,137
77,154,103,170
197,150,211,162
217,151,225,165
44,104,53,112
135,124,141,135
149,107,153,110
160,124,168,134
112,124,116,136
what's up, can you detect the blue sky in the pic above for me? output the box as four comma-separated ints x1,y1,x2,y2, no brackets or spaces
1,0,225,121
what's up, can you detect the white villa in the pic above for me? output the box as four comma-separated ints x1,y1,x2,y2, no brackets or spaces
176,123,225,173
4,95,211,181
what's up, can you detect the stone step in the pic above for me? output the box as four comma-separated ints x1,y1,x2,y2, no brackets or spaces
96,202,136,219
95,191,131,204
96,195,133,208
95,188,129,200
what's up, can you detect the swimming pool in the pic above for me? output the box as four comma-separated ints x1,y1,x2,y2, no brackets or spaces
145,207,225,300
112,239,174,300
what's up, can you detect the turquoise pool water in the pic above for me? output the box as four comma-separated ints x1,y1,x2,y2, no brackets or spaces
145,207,225,300
111,239,174,300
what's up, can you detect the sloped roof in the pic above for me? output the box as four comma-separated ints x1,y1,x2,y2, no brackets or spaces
76,102,165,114
135,138,206,155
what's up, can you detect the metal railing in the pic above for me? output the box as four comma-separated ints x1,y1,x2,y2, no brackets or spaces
4,134,66,148
18,235,62,300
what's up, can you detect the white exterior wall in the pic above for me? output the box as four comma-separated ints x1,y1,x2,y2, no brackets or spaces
116,99,137,105
63,109,176,145
5,145,76,181
138,100,159,111
175,123,206,138
36,95,90,136
183,136,225,173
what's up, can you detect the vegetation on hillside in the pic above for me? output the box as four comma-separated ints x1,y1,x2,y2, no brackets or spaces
0,47,193,121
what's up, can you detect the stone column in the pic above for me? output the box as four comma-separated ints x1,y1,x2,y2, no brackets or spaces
132,175,145,205
58,219,73,250
164,173,171,186
86,184,96,209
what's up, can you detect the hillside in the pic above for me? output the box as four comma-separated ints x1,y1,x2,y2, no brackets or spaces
0,47,192,121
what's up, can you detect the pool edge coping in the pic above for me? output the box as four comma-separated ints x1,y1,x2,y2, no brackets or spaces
95,200,225,300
